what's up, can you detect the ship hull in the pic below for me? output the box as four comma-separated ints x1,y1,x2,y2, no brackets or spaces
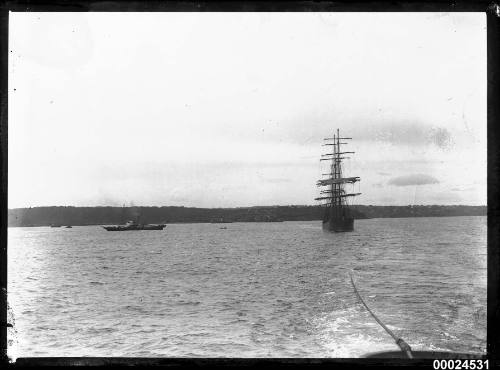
322,217,354,232
102,224,166,231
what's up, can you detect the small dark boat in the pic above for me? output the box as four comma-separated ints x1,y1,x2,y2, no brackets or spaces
65,226,73,228
102,220,166,231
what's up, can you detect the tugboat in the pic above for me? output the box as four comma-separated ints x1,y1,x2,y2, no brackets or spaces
315,129,361,232
102,219,166,231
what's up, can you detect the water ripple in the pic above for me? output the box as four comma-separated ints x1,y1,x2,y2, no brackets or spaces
7,217,486,357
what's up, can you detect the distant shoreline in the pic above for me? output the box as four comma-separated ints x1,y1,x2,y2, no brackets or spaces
7,205,486,227
6,215,488,228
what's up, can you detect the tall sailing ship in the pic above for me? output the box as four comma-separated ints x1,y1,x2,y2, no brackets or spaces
316,129,361,232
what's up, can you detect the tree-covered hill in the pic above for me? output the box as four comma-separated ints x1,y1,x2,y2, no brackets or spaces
7,205,486,227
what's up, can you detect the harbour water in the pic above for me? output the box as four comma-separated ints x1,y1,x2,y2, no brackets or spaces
7,216,486,358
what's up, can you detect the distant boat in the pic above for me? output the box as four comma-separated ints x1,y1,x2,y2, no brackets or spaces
102,220,166,231
65,226,73,228
210,217,233,224
103,207,166,231
316,129,361,232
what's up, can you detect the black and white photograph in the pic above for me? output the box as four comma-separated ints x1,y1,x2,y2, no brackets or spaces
4,8,489,362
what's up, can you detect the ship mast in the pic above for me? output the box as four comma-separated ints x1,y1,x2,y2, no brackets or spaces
316,129,360,216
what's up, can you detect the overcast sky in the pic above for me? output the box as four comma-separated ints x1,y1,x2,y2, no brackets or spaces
8,12,486,208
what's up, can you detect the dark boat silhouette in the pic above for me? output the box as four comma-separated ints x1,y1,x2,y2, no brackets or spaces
316,129,360,232
363,350,484,359
102,220,166,231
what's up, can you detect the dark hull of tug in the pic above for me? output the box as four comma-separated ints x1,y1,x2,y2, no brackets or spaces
363,351,484,359
102,225,166,231
322,216,354,232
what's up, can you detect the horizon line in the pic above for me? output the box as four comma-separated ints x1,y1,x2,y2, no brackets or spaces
8,204,488,210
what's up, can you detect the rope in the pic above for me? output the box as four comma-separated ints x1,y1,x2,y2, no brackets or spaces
349,272,413,359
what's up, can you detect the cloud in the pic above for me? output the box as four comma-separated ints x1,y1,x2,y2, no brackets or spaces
168,189,190,203
429,191,463,203
351,122,453,149
263,177,291,184
15,13,94,69
388,174,439,186
451,186,475,192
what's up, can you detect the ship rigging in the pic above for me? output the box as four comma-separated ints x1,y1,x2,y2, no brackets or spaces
316,129,361,232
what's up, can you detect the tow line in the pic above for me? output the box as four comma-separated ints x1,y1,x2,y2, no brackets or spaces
349,272,413,359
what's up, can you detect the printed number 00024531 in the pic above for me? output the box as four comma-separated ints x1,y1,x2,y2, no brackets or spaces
433,360,488,370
